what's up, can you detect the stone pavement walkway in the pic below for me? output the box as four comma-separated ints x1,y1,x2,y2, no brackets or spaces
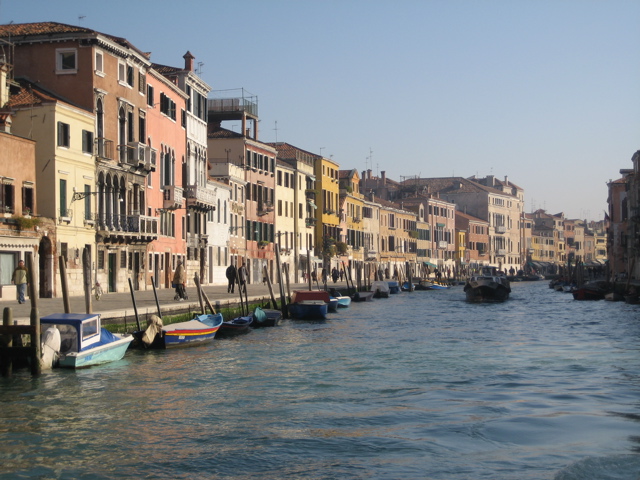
5,280,352,325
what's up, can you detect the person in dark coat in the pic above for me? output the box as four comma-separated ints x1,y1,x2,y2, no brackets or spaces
225,263,237,293
331,267,339,283
238,263,248,294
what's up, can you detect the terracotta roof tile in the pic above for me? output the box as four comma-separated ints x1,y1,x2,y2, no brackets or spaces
0,21,149,60
207,127,243,139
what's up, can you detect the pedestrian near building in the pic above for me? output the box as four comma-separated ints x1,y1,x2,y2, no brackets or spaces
173,260,187,301
225,263,237,293
12,260,28,304
238,263,248,294
331,267,339,283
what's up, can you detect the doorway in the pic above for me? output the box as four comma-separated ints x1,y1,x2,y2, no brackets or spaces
108,253,117,292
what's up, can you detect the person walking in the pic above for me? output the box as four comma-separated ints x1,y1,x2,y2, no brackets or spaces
225,262,237,293
238,263,248,294
173,260,187,301
12,259,28,304
331,267,339,283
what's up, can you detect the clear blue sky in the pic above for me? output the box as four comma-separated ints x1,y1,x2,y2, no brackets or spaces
2,0,639,221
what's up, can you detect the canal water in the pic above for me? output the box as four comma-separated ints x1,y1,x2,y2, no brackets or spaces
1,281,640,479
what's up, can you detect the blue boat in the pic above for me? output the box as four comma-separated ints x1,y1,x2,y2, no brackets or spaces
388,281,401,294
40,313,133,369
335,295,351,308
288,300,328,320
161,313,223,348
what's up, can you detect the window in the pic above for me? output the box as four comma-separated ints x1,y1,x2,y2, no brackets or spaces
57,122,70,148
118,62,126,83
127,65,134,87
82,130,93,154
138,71,146,94
84,185,92,220
1,182,15,213
59,179,68,217
159,93,176,121
22,184,34,215
95,51,104,74
147,84,154,107
56,48,77,74
138,113,146,143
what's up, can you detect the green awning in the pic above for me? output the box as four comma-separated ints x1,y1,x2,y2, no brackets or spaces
423,261,437,268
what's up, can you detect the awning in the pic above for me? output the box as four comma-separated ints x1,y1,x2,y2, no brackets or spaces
307,174,316,181
307,200,317,209
423,261,437,268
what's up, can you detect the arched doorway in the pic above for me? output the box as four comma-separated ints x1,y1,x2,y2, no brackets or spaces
38,236,53,298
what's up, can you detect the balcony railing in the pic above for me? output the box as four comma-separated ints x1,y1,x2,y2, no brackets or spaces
305,217,317,227
163,186,184,209
117,144,138,166
98,213,158,235
184,184,216,209
58,208,72,222
495,225,506,234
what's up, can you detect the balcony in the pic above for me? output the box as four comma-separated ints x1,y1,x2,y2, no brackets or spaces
258,201,274,216
187,233,209,249
163,186,184,209
437,240,448,249
97,213,158,242
146,147,157,172
184,184,216,211
208,89,258,117
305,217,317,227
58,208,72,223
495,225,506,234
118,143,138,167
95,137,114,161
497,249,507,256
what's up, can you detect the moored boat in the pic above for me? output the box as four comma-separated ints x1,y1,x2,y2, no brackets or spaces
351,291,374,302
135,313,223,349
372,280,390,298
217,316,252,338
40,313,133,369
387,281,401,294
288,300,328,320
252,307,282,327
464,266,511,302
288,291,330,320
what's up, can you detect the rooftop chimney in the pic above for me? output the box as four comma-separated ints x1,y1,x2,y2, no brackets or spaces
183,51,195,72
381,170,386,185
0,63,8,109
504,175,509,186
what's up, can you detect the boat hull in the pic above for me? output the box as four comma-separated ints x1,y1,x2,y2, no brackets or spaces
162,314,223,348
217,317,252,338
253,308,282,327
335,296,351,308
288,301,328,320
352,291,374,302
58,335,133,368
464,285,510,302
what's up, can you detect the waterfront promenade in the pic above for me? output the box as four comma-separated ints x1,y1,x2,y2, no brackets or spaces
5,280,350,326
